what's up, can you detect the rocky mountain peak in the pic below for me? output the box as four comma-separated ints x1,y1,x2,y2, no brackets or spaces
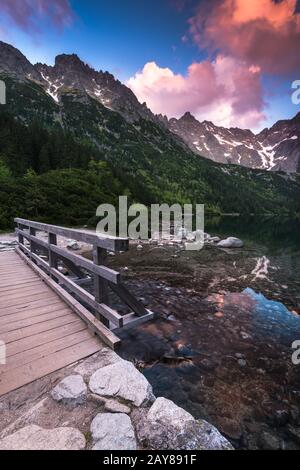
167,112,300,172
0,40,299,173
0,41,41,82
180,111,197,122
54,53,90,72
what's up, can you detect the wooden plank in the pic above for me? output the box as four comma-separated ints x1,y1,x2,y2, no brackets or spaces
0,301,66,325
0,308,71,334
0,337,101,396
0,272,36,287
114,311,155,333
0,297,66,317
16,248,121,349
15,218,129,252
0,285,51,303
5,321,86,357
109,282,149,317
0,280,41,293
0,291,58,309
19,244,50,272
0,277,39,287
1,330,94,372
50,267,123,327
16,231,120,284
51,244,120,284
1,313,79,344
93,246,109,327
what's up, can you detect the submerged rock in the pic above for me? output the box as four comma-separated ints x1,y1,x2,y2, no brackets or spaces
217,237,244,248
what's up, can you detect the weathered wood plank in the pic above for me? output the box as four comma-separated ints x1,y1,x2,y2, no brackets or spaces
15,218,129,252
16,230,121,284
1,298,65,317
1,330,94,372
109,282,149,317
0,301,66,325
0,338,101,396
16,248,121,349
2,313,79,344
0,291,58,309
5,321,86,357
0,308,71,334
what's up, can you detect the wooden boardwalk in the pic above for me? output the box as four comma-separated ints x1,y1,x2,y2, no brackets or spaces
0,251,102,397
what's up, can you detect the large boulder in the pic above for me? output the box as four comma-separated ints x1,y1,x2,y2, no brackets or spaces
217,237,244,248
0,425,86,450
147,397,194,429
91,413,137,450
89,360,155,407
133,398,233,450
51,375,87,406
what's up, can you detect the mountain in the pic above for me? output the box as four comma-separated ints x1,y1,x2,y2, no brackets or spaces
0,40,300,228
167,112,300,173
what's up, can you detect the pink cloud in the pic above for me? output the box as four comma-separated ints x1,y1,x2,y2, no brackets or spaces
127,56,266,129
0,0,74,32
188,0,300,75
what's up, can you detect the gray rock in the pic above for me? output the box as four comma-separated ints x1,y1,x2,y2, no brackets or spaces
259,431,282,450
51,375,87,405
208,236,221,243
134,408,233,450
67,240,81,251
238,359,247,367
104,399,131,414
91,413,136,450
148,397,194,430
89,360,155,407
74,348,122,380
217,237,244,248
287,425,300,443
0,425,86,450
139,397,233,450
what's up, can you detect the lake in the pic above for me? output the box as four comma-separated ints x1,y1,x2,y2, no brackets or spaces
106,216,300,450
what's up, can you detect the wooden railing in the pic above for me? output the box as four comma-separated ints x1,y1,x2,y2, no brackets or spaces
14,218,154,348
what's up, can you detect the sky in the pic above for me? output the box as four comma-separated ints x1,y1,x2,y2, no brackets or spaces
0,0,299,131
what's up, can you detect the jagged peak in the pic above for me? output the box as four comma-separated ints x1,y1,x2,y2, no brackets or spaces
54,53,91,71
180,111,197,122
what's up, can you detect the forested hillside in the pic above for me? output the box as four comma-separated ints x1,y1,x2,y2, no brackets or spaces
0,110,300,230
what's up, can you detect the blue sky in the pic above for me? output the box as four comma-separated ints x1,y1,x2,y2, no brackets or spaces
0,0,299,131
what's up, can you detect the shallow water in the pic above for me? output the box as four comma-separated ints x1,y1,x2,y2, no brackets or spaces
106,216,300,449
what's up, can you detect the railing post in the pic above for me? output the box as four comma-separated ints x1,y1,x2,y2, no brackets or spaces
93,246,110,327
29,227,36,255
17,223,24,247
48,232,58,275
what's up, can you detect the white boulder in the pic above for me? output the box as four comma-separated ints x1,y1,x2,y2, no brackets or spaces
91,413,136,450
217,237,244,248
0,425,86,450
89,360,155,407
51,375,87,405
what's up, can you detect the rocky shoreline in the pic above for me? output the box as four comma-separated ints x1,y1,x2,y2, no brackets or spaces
0,347,233,450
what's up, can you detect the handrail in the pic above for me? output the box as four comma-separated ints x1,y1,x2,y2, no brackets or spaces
15,218,129,252
14,218,152,340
